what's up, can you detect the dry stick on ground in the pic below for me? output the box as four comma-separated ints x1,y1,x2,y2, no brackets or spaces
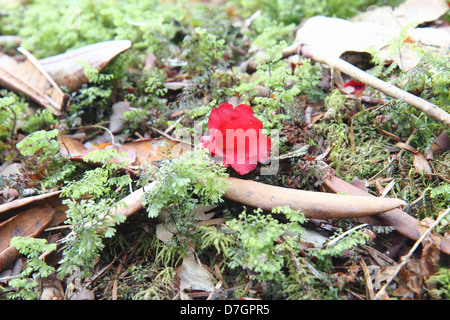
374,207,450,300
360,258,375,300
283,43,450,125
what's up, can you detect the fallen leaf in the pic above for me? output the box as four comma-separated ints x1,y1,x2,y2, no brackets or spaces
156,205,218,243
177,248,215,300
224,177,406,219
109,101,133,134
350,177,369,193
143,52,158,70
0,162,23,178
156,222,175,244
393,258,423,299
117,137,191,166
395,142,432,174
57,134,89,157
0,190,62,219
294,0,449,72
68,287,95,300
352,0,448,28
40,277,64,300
388,217,442,300
427,132,450,159
39,40,131,92
1,188,20,203
0,190,64,272
411,151,432,174
0,205,55,272
417,218,441,281
0,47,65,115
395,141,419,154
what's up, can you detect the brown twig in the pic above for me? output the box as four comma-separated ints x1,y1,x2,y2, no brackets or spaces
360,258,375,300
285,43,450,125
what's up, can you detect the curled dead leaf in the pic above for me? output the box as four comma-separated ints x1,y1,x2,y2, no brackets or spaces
40,277,65,300
0,204,55,272
57,134,89,157
39,40,131,92
0,47,65,115
177,248,215,300
117,137,191,166
411,151,432,174
427,132,449,160
224,177,406,219
395,142,432,174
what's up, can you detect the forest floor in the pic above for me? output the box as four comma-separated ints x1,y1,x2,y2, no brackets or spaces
0,0,449,301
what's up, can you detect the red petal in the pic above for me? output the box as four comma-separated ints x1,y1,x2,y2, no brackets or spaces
202,102,272,175
233,104,255,119
344,80,365,92
230,162,257,175
208,103,234,131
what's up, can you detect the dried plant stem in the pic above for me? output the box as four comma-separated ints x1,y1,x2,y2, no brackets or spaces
311,52,450,125
283,43,450,125
325,223,369,247
374,207,450,300
360,258,375,300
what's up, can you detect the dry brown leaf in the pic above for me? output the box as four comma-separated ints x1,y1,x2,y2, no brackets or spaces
427,132,450,159
293,0,449,71
392,218,442,300
395,141,419,154
40,277,65,300
156,222,175,244
117,137,191,166
395,142,432,174
143,52,158,70
0,190,62,219
412,151,432,174
68,287,95,300
110,101,133,134
155,205,218,243
58,134,191,167
0,47,65,115
393,258,423,299
352,0,448,28
57,134,89,157
417,218,441,281
224,177,406,219
177,248,215,300
0,205,55,272
375,265,399,289
0,190,65,272
39,40,131,92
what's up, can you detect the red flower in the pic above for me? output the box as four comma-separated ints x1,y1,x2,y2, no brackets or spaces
201,102,271,175
344,80,365,94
